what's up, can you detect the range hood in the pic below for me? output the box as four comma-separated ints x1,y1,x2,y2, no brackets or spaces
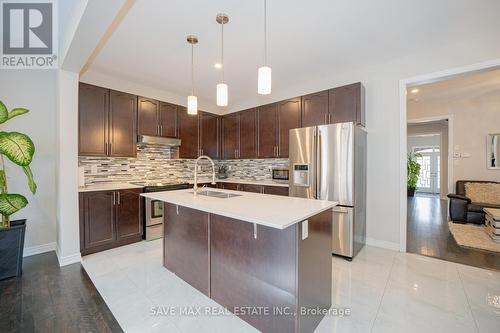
138,135,181,146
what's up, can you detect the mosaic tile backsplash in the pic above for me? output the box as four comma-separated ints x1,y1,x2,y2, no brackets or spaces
79,145,289,185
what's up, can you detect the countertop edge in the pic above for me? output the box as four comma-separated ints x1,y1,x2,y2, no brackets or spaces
141,191,337,229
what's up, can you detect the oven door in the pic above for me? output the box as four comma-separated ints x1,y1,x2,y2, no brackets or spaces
146,198,163,226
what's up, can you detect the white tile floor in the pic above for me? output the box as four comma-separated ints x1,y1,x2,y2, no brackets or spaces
82,240,500,333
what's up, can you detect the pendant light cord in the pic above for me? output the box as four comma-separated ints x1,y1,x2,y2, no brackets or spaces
221,22,225,82
191,43,194,95
264,0,267,66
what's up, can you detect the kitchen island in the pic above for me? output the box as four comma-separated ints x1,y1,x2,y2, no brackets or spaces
141,188,337,333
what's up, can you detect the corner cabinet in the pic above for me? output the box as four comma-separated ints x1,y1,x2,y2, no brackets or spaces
79,188,143,255
329,82,365,126
178,109,200,159
78,83,109,156
78,83,137,158
222,113,239,159
199,112,220,159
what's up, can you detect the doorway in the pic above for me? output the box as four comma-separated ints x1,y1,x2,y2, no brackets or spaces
401,64,500,271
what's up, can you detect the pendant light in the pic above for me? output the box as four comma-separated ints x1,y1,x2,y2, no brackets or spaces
187,35,198,115
258,0,271,95
216,14,229,107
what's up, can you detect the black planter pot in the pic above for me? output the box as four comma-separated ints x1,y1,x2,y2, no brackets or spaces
407,188,416,197
0,219,26,280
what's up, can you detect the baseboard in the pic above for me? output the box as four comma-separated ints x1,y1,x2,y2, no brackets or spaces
365,237,400,251
56,246,82,266
23,242,56,257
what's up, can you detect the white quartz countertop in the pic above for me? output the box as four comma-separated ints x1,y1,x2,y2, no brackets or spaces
78,183,144,192
194,177,289,187
141,188,336,229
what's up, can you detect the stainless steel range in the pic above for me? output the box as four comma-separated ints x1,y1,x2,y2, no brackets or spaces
131,181,189,240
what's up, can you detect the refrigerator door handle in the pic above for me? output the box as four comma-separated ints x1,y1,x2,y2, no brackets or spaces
317,130,322,199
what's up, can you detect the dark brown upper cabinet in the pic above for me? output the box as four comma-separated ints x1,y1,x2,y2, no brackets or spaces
178,109,199,159
109,91,137,157
329,82,365,126
301,90,329,127
257,103,278,158
78,83,109,156
200,112,220,159
277,98,301,158
222,112,239,159
78,83,137,158
238,108,257,159
138,97,160,136
159,102,178,138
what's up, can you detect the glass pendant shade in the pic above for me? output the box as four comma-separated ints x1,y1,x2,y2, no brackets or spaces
216,83,228,106
187,95,198,115
258,66,272,95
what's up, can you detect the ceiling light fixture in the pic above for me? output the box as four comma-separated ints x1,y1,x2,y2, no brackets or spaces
258,0,271,95
216,13,229,107
214,63,223,69
411,88,419,94
187,35,198,115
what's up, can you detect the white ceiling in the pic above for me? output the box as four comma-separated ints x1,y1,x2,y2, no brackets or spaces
87,0,500,112
407,68,500,103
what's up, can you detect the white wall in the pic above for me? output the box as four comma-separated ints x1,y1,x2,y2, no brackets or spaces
408,90,500,186
80,69,221,114
0,70,58,255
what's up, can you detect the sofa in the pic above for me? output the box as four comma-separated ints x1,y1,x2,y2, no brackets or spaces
447,180,500,224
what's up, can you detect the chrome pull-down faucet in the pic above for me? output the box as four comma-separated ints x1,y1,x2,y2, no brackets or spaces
193,155,216,196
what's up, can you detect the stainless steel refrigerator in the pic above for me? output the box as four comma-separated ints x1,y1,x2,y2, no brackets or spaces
289,122,366,259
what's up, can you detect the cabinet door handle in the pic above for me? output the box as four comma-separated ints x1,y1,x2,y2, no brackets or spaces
160,125,163,136
108,143,112,156
117,192,120,205
324,113,327,124
112,192,116,205
328,113,331,123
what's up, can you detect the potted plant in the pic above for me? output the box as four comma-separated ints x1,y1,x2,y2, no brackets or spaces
407,152,421,197
0,101,37,280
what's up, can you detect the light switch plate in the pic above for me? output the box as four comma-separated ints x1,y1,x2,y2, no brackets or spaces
302,220,309,240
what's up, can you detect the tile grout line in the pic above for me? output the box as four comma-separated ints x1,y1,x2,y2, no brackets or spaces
369,251,398,333
455,264,481,333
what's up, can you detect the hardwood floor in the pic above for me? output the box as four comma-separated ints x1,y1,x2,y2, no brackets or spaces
407,194,500,271
0,252,122,333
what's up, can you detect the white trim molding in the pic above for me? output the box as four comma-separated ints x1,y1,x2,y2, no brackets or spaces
56,246,82,266
23,242,56,257
365,238,400,251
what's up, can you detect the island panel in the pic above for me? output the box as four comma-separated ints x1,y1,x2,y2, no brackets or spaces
163,203,210,296
210,215,298,333
297,208,333,332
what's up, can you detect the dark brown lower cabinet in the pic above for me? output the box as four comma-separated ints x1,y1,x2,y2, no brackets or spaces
79,189,143,255
238,183,262,193
263,185,289,196
162,203,332,333
218,182,239,190
163,204,210,296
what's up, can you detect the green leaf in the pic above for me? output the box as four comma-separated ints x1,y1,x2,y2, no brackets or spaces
22,166,37,194
8,108,29,120
0,131,35,166
0,101,8,124
0,193,28,217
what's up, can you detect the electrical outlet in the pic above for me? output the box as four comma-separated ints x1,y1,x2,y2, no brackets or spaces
461,152,471,158
302,220,309,240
